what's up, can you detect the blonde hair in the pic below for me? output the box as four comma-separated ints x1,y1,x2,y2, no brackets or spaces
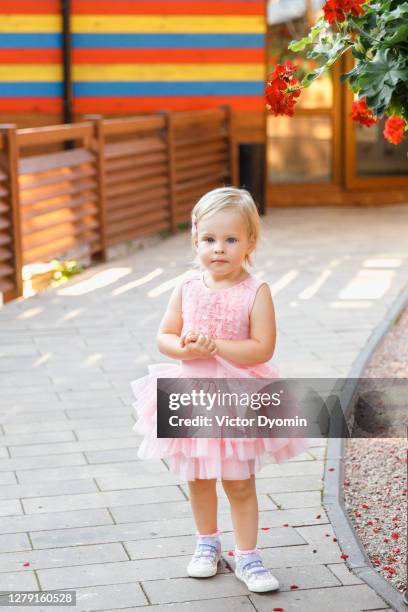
191,186,260,268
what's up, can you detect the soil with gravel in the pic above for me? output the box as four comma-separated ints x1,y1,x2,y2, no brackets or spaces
344,304,408,595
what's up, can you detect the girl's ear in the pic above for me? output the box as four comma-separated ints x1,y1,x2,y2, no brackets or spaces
247,240,256,256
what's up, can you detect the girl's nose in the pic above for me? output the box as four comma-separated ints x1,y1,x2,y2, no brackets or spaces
214,243,225,253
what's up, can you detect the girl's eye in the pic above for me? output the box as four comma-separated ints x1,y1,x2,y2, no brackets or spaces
203,237,214,243
227,237,237,243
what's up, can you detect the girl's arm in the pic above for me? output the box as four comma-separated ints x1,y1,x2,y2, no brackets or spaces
214,284,276,366
157,284,217,360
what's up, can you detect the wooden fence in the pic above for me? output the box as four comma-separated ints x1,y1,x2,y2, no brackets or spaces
0,107,237,302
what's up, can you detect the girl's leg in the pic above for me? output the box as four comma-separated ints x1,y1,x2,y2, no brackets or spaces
221,475,258,550
188,478,218,535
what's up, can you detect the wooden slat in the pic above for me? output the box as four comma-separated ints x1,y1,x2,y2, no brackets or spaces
176,161,228,182
107,208,169,237
19,166,96,190
0,246,13,262
22,194,98,220
21,178,97,207
106,198,168,223
23,208,99,237
105,151,166,174
174,132,228,150
107,219,169,247
19,149,95,175
0,262,14,276
0,216,11,230
0,278,14,292
105,163,168,187
106,186,169,211
172,109,226,127
175,140,228,162
0,201,9,213
106,174,168,199
23,219,99,251
103,115,165,136
0,233,12,247
23,233,101,264
17,123,93,147
104,137,165,160
176,151,227,173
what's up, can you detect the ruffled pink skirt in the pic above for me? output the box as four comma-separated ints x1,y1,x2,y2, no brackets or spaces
130,355,311,481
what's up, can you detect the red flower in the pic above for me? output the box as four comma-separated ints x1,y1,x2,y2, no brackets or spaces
391,532,399,540
343,0,365,17
323,0,365,24
383,116,406,145
351,98,378,127
323,0,346,23
361,503,369,509
266,61,302,117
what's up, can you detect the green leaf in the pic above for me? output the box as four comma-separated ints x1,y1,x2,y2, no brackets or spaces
383,24,408,45
301,65,327,88
288,20,326,52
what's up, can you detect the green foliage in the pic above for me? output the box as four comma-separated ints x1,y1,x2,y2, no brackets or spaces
288,1,408,121
51,259,84,286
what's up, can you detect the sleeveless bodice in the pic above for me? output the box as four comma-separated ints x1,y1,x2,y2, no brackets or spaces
181,272,266,341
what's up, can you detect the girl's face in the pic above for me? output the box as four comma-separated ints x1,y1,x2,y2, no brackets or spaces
194,209,254,277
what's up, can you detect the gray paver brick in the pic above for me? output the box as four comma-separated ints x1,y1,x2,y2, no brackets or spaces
0,453,86,472
75,582,148,610
16,459,172,483
0,471,17,485
142,574,248,605
270,490,322,509
327,562,364,586
0,479,98,501
1,509,113,535
0,532,31,553
250,584,388,611
22,485,184,514
37,556,230,590
0,570,37,590
109,596,255,612
0,499,22,517
0,543,127,573
124,527,305,560
110,495,275,524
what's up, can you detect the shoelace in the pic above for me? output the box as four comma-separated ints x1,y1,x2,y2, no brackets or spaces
193,542,219,562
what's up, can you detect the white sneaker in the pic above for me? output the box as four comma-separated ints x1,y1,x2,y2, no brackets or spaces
187,536,222,578
235,551,280,592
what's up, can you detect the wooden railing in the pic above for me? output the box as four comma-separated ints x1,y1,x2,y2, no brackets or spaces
0,107,237,302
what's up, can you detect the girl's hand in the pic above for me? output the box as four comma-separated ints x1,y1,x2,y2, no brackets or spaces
180,330,199,347
183,334,218,359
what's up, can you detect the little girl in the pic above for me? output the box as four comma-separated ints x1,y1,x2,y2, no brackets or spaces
131,187,310,593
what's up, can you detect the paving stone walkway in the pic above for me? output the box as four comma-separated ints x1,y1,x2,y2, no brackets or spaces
1,204,407,611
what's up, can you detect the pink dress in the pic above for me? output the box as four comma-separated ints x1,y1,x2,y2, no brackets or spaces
131,271,310,481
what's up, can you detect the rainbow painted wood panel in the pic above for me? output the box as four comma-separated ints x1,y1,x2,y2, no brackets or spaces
0,0,266,114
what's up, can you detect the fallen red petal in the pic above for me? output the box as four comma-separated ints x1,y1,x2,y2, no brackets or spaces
340,553,348,559
290,584,299,589
228,551,235,556
23,562,30,567
260,527,270,531
315,514,321,519
282,523,289,527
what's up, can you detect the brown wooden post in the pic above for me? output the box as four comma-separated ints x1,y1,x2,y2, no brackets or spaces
0,124,23,301
163,111,178,234
84,114,107,262
223,105,239,186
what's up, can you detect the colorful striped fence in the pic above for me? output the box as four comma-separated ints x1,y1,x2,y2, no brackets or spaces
0,0,266,118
